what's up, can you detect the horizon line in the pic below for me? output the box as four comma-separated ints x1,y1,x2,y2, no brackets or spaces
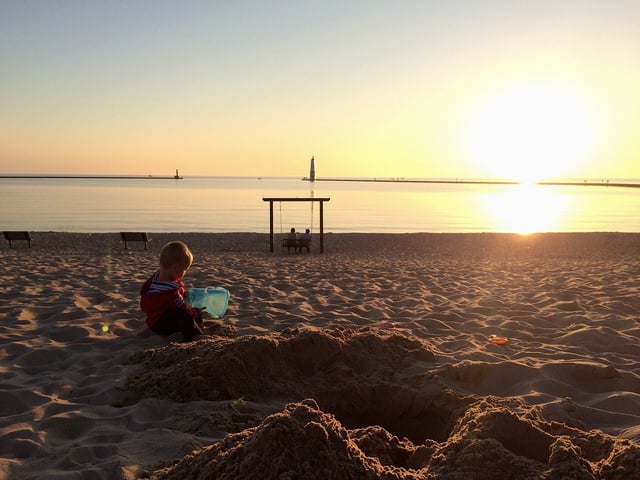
3,173,640,188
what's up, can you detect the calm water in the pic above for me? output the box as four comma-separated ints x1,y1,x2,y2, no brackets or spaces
1,176,640,234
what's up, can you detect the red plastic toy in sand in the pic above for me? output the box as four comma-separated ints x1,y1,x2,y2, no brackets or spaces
488,334,509,346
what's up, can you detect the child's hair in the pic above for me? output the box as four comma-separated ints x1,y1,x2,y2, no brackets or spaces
159,241,193,270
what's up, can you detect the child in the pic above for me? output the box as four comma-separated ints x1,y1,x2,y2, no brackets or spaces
140,240,204,342
298,228,311,252
284,227,298,253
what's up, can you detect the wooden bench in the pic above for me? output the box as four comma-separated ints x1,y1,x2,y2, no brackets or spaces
120,232,150,250
3,231,32,248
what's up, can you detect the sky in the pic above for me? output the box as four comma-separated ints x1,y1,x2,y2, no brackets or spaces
1,0,639,179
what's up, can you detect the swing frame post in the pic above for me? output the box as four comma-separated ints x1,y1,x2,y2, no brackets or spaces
263,197,330,253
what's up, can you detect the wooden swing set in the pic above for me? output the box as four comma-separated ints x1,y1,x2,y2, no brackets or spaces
263,197,330,253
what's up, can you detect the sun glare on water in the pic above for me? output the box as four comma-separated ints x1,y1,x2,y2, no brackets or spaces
484,184,568,234
462,82,598,183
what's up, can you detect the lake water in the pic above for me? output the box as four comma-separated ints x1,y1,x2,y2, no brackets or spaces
1,176,640,234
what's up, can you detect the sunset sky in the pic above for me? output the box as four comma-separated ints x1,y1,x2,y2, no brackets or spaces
1,1,639,180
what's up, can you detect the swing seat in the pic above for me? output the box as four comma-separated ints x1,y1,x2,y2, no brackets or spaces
298,238,311,252
280,237,312,253
282,238,298,253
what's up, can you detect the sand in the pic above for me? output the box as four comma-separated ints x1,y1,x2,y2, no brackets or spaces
0,232,639,479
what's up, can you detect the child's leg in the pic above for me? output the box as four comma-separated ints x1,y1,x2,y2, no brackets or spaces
177,309,203,342
149,315,179,336
151,309,203,342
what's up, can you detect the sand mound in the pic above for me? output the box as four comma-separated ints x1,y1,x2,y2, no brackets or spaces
143,399,421,480
129,328,639,479
142,397,639,480
126,326,436,400
125,327,457,442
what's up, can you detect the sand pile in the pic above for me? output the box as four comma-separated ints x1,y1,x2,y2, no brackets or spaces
129,328,639,480
143,399,421,480
139,394,639,480
125,327,437,401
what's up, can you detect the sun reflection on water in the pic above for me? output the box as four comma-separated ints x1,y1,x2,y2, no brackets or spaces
484,184,569,234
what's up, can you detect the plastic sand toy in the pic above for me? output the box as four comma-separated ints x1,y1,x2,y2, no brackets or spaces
488,334,509,346
186,287,230,318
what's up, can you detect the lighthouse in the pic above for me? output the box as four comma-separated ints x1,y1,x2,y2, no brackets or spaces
309,156,316,182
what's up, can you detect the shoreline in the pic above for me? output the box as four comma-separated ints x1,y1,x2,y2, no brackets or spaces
4,230,640,249
1,231,639,479
3,230,640,258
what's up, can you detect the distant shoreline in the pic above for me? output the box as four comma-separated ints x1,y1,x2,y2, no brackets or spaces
5,231,640,256
3,175,640,188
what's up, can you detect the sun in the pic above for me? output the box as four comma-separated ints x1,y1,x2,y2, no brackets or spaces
461,82,597,183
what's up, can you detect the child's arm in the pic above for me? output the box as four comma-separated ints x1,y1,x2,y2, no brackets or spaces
175,291,203,322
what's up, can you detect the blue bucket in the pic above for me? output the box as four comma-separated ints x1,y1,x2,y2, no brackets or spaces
186,287,230,318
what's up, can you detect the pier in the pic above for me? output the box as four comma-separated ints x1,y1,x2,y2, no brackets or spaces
301,177,640,189
1,172,183,180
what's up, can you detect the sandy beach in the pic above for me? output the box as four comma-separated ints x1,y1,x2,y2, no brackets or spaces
1,232,639,479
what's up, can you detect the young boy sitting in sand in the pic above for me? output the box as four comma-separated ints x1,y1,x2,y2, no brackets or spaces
140,240,204,342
